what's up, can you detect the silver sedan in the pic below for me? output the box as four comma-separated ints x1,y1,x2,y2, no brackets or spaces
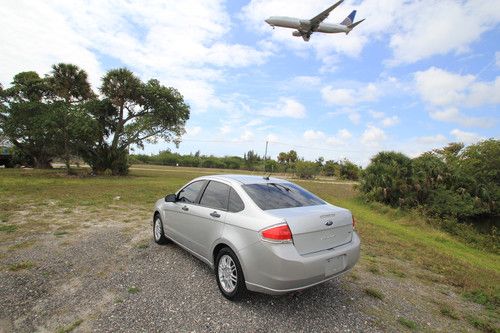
153,174,360,300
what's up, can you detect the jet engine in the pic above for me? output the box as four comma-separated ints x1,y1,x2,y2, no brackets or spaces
292,30,302,37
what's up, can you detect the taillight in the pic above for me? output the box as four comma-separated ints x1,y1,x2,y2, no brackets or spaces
352,215,356,230
261,224,292,242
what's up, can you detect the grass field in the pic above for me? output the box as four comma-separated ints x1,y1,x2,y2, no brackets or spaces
1,165,499,332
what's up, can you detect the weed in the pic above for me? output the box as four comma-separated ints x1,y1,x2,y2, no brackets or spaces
389,269,406,278
128,286,140,294
463,289,492,307
439,304,459,319
136,242,149,249
364,287,384,300
368,266,380,275
8,240,36,251
56,319,83,333
8,261,35,271
0,224,17,233
54,231,69,237
466,315,496,333
398,317,418,330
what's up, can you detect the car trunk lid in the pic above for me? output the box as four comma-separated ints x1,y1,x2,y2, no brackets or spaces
266,204,353,255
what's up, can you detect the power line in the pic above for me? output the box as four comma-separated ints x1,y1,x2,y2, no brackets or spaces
179,138,368,154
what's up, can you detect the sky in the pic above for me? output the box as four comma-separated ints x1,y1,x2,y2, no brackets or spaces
1,0,499,166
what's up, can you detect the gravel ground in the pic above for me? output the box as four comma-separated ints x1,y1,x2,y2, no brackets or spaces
0,219,381,333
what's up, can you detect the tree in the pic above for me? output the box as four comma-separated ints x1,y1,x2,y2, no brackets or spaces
322,160,338,177
0,72,56,168
339,159,361,181
360,151,413,206
81,68,190,175
244,150,260,169
295,160,319,179
288,150,298,163
46,63,95,173
459,139,500,217
276,150,298,172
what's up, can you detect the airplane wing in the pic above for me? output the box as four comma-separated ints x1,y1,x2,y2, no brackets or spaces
309,0,344,32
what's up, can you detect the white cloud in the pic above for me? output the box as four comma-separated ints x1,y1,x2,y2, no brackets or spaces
266,133,279,142
450,129,484,144
467,77,500,107
245,119,264,127
326,137,344,146
303,130,326,141
338,129,352,140
219,125,232,135
0,0,271,115
240,130,254,141
0,1,102,88
361,125,386,146
240,0,369,60
303,128,352,146
382,116,400,127
321,83,381,106
184,126,202,137
429,108,491,128
415,68,500,108
348,112,361,125
415,67,498,128
321,87,356,106
388,0,500,65
241,0,500,67
415,67,475,106
291,76,321,86
369,110,384,119
415,134,448,145
259,98,306,118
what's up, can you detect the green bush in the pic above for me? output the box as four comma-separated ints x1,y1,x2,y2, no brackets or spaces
295,161,319,179
360,140,500,226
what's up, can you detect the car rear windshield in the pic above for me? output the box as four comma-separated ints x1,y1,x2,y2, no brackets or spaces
242,183,325,210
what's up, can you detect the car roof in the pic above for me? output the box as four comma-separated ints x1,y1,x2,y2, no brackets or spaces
200,174,289,185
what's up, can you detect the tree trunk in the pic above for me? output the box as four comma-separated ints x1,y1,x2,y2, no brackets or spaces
33,156,52,169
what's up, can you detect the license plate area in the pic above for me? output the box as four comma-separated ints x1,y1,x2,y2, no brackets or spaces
325,254,346,276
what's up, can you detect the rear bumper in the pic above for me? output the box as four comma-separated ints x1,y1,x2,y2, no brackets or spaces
240,232,360,295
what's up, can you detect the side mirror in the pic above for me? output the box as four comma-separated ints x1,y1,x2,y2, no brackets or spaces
165,194,177,202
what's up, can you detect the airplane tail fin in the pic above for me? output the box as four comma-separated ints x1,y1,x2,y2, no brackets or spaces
340,10,356,26
346,18,365,34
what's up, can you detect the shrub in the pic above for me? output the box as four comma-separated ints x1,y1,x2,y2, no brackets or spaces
295,161,318,179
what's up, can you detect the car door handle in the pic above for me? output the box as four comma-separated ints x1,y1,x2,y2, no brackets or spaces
210,211,220,218
182,205,189,211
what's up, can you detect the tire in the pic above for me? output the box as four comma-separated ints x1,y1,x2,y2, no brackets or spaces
215,247,247,300
153,214,168,245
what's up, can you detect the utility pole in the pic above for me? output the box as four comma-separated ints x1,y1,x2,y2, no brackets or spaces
264,140,268,172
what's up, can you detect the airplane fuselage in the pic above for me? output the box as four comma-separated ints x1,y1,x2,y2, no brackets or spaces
265,16,349,34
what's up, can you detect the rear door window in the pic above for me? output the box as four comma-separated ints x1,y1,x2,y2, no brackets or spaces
228,188,245,212
177,180,206,204
243,183,325,210
199,181,230,210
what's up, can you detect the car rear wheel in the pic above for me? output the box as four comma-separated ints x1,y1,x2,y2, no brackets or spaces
153,214,168,244
215,247,246,300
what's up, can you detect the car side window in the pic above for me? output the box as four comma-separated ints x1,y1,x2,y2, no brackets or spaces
199,181,230,211
177,180,206,204
228,188,245,213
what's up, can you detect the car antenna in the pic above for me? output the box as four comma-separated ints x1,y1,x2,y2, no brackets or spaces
263,173,271,180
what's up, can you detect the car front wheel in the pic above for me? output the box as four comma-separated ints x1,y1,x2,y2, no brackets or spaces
215,247,246,300
153,214,168,245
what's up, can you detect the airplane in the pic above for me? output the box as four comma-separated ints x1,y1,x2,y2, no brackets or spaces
264,0,365,42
